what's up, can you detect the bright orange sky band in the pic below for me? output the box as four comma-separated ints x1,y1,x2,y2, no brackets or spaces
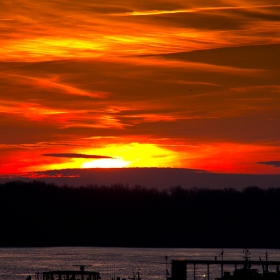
1,0,280,177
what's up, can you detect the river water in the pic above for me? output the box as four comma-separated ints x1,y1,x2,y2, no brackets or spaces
1,247,280,280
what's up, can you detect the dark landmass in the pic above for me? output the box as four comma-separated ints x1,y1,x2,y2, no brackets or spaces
2,168,280,190
1,181,280,248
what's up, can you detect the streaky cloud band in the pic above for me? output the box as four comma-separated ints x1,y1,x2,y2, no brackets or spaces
115,4,280,16
42,153,114,159
257,161,280,167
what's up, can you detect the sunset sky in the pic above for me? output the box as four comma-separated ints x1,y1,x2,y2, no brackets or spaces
1,0,280,181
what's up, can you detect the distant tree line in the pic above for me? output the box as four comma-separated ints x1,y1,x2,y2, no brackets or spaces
1,180,280,248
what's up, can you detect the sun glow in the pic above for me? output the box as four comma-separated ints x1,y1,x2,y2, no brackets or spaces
82,158,129,168
20,142,180,173
79,142,181,169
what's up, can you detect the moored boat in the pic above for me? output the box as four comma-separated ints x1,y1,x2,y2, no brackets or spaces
28,265,101,280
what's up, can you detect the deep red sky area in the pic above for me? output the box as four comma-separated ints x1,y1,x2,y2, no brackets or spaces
1,0,280,182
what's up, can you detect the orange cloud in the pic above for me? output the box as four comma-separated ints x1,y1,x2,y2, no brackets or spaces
1,0,280,178
116,4,280,16
29,76,109,99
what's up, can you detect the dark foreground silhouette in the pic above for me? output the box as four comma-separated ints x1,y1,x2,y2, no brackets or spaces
1,181,280,248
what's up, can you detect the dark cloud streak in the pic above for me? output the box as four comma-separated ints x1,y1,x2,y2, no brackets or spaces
258,161,280,167
42,153,114,159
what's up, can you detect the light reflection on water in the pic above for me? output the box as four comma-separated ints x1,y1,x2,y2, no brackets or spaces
0,248,280,280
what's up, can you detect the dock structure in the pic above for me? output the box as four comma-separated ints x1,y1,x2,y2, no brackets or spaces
42,270,100,280
169,259,280,280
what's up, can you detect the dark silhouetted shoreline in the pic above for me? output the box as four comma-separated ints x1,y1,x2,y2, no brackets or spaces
1,181,280,248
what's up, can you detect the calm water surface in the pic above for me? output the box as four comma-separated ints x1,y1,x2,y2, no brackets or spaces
1,247,280,280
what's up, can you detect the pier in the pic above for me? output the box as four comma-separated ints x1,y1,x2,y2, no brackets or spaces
169,259,280,280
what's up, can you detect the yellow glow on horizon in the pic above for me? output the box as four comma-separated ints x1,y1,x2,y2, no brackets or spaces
7,140,280,175
25,142,181,172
